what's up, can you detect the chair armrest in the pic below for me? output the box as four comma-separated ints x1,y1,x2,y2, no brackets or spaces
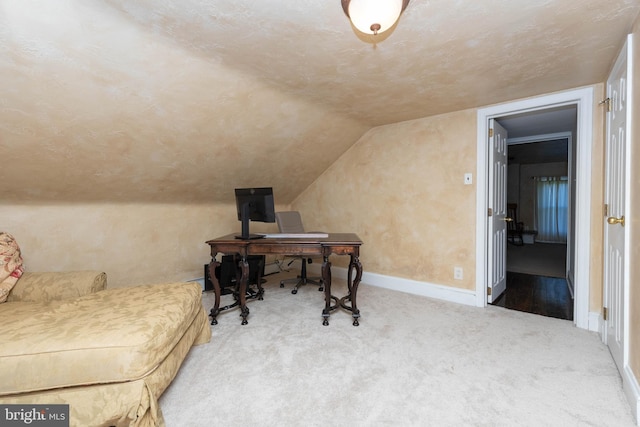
7,271,107,303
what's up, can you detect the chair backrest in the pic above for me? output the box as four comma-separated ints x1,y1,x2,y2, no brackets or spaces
506,203,519,232
275,211,305,233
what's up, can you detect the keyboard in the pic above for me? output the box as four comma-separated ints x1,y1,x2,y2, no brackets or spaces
260,233,329,239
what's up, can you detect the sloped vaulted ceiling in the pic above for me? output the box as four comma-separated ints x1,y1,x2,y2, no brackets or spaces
1,0,638,204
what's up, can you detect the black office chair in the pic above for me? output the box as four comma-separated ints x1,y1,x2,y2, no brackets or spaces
275,211,324,294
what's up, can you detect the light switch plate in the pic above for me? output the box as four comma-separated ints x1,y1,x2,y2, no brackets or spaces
464,173,473,185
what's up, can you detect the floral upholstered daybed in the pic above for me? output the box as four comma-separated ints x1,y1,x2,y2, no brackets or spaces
0,232,211,426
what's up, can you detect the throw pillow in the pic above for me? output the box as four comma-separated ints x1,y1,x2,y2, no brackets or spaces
0,232,24,303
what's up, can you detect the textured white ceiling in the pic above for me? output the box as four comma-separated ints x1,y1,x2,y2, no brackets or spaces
105,0,639,124
1,0,638,203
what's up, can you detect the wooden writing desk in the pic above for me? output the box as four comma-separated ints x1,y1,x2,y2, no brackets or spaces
206,233,363,326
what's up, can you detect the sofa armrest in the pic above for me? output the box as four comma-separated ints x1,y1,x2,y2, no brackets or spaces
7,271,107,303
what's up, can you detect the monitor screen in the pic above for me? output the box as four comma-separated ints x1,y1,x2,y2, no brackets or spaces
234,187,276,239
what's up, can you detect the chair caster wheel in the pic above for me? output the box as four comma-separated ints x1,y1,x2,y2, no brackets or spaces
319,287,324,292
280,282,284,288
291,289,298,295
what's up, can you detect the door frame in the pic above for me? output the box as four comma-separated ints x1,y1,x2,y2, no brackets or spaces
475,87,594,330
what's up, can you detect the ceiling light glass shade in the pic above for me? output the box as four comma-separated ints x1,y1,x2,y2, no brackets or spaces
347,0,404,35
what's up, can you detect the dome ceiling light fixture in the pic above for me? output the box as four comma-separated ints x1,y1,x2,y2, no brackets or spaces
341,0,410,37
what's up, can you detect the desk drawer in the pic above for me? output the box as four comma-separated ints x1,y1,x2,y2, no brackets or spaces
248,242,323,256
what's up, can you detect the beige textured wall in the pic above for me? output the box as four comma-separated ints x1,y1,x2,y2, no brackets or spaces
294,90,607,310
629,14,640,385
0,203,282,288
3,85,608,304
293,109,477,290
0,1,370,205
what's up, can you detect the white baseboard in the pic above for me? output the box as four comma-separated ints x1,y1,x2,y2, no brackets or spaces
589,311,603,333
361,270,477,306
624,365,640,425
309,264,476,306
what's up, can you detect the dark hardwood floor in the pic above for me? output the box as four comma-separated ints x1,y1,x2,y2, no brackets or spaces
491,272,574,321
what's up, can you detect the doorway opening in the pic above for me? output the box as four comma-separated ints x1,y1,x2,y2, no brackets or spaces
475,87,594,330
491,273,573,320
490,108,575,321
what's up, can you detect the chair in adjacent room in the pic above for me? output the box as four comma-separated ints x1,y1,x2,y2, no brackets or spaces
275,211,324,294
506,203,525,246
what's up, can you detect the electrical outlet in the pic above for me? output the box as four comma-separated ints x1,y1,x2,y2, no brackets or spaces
454,267,463,280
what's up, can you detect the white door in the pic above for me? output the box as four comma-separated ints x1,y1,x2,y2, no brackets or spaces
487,119,508,303
603,37,629,372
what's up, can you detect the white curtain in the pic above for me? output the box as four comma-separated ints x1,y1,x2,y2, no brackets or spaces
534,176,568,243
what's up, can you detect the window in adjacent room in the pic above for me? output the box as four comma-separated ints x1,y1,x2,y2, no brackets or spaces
534,176,568,243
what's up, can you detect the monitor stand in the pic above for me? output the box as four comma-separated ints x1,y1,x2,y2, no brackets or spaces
236,204,265,239
235,234,265,240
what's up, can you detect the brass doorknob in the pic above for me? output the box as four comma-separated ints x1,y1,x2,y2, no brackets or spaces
504,217,514,222
607,216,625,226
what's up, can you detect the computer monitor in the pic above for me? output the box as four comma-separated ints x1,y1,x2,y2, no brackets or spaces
234,187,276,240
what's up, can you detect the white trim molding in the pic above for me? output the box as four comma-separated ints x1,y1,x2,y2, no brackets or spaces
623,365,640,425
476,86,594,330
590,311,604,334
311,265,476,307
507,131,572,145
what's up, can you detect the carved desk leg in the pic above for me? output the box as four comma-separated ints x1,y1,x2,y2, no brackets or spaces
256,256,265,300
238,255,250,325
349,255,363,326
321,255,332,326
208,259,221,325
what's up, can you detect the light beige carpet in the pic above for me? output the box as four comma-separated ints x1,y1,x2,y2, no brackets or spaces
507,243,567,278
159,274,635,426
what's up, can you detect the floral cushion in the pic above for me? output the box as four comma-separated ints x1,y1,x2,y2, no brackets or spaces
0,232,24,303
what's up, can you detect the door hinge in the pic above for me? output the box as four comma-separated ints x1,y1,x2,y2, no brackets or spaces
488,208,493,217
604,203,609,217
603,307,608,321
487,287,492,296
599,97,612,112
488,128,494,138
